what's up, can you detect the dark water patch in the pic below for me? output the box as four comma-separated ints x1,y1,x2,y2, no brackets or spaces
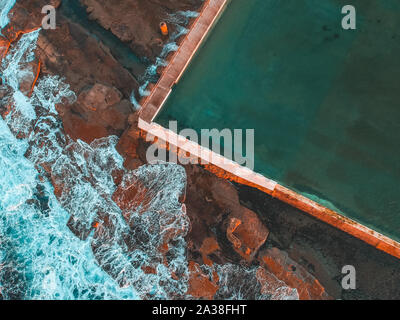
26,183,50,216
59,0,148,81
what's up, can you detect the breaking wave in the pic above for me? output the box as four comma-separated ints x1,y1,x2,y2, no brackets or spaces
0,28,136,299
0,0,15,31
0,21,189,299
133,9,201,108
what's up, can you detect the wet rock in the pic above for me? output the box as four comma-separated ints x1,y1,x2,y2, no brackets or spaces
60,111,109,143
4,0,61,37
259,247,331,300
184,164,269,264
36,18,138,97
64,83,133,142
0,38,9,59
226,217,242,249
184,165,238,265
191,166,269,261
199,237,220,266
256,267,299,300
76,83,123,112
34,17,139,143
18,60,40,96
187,261,219,299
225,207,269,261
67,215,92,240
80,0,204,62
116,128,145,170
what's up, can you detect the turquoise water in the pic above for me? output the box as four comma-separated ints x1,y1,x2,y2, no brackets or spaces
0,0,15,30
0,4,188,299
0,27,138,299
156,0,400,240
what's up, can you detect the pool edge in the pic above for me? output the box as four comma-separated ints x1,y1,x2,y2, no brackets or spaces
137,0,400,260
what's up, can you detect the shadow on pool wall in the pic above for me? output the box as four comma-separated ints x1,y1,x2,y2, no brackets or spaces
236,182,400,300
129,133,400,299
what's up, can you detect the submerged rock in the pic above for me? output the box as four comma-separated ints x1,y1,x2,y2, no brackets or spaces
61,83,132,143
81,0,204,62
225,207,269,261
259,247,330,300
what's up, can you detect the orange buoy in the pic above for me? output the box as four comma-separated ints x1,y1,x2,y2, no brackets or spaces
160,22,169,36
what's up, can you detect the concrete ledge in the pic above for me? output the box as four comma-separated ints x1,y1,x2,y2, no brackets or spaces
272,185,400,259
138,0,228,122
139,118,400,260
139,118,278,193
136,0,400,260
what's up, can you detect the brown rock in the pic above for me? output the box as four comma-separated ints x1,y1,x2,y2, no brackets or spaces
187,261,219,299
100,99,132,131
226,217,242,249
256,267,299,300
61,111,109,143
183,164,270,265
225,207,270,261
16,61,38,96
56,83,135,143
71,83,132,132
0,38,9,61
199,237,220,266
77,83,122,112
5,0,61,37
36,17,139,99
259,247,331,300
116,125,146,170
81,0,204,62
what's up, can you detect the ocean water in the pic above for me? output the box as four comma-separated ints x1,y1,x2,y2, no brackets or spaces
0,1,299,300
156,0,400,240
0,26,139,299
0,4,187,299
0,24,199,299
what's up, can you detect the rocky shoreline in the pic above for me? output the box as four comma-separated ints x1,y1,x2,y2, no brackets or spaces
1,0,400,299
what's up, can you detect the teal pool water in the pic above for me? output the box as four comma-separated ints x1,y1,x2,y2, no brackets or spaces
156,0,400,240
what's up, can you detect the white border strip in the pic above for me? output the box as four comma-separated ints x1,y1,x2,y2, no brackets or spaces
150,88,172,122
174,0,229,84
139,118,277,192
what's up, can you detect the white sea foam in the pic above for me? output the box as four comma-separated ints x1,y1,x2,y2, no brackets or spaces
0,26,190,299
136,10,199,102
0,0,16,31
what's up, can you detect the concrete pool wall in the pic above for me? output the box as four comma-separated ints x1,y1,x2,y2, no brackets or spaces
138,0,400,260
